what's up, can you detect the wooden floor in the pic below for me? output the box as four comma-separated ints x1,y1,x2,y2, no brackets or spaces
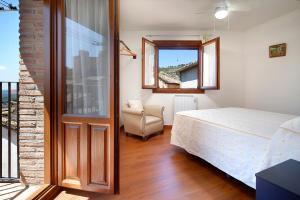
55,127,255,200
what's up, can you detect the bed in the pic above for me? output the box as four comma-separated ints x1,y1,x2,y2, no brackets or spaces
171,107,300,188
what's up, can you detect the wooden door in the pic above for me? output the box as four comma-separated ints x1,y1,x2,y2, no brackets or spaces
55,0,118,194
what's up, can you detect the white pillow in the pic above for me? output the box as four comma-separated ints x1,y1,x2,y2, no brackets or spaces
127,100,143,111
280,117,300,134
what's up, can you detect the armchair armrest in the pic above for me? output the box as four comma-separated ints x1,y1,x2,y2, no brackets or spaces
122,104,144,135
144,105,164,119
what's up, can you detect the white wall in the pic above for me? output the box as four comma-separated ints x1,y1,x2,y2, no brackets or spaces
244,9,300,115
120,9,300,125
120,31,245,124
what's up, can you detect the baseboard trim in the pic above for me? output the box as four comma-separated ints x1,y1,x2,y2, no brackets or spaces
121,125,172,130
164,125,173,129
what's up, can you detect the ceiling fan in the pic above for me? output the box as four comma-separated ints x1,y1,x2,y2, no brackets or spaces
196,0,252,40
195,0,251,19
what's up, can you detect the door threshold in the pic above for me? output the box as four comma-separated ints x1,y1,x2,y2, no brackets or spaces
27,184,62,200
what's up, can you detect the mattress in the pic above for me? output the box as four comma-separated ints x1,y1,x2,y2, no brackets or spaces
171,107,298,188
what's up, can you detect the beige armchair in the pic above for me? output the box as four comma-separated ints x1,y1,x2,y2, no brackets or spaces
122,104,165,140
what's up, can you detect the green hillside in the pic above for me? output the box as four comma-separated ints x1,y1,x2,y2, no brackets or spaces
2,90,17,102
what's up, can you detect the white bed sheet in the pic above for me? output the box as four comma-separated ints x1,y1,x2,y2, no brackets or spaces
170,107,298,188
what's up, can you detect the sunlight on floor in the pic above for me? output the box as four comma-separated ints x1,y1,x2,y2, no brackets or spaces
0,183,41,200
55,191,89,200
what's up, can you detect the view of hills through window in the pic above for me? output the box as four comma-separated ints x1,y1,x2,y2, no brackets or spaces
158,49,198,89
0,0,19,123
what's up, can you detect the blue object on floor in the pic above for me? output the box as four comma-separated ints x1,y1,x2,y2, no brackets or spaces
256,159,300,200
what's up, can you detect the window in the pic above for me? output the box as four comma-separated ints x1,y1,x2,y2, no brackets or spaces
142,38,220,93
158,49,198,89
201,37,220,89
142,38,157,89
64,0,110,116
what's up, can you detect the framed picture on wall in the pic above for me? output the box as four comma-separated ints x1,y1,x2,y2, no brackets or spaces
269,43,286,58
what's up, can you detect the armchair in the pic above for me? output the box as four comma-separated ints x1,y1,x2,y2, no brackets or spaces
122,103,164,140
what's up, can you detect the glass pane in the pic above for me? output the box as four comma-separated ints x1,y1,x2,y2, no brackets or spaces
158,49,198,89
64,0,110,116
144,42,155,86
203,42,216,87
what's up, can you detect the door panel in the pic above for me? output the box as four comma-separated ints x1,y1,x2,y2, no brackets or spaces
61,123,82,189
64,124,80,180
56,0,117,194
89,125,108,185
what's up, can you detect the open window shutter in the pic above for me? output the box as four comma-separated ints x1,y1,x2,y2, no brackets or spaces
142,37,157,89
201,37,220,90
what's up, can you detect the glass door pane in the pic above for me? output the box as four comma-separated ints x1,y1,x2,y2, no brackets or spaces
64,0,110,116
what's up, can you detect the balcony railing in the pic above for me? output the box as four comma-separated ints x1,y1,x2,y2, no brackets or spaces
0,82,19,181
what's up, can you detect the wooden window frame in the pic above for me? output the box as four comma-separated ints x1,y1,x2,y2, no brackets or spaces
142,38,158,89
200,37,220,90
151,40,204,94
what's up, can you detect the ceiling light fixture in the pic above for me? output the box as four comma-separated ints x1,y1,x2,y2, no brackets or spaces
215,6,228,19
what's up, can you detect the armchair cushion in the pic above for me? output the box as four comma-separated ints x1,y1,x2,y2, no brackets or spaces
127,100,143,112
122,104,144,115
145,116,161,125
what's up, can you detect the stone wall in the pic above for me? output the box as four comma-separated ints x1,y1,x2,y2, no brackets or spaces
19,0,45,185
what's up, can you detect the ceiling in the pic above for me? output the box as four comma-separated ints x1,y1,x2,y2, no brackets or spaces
120,0,300,31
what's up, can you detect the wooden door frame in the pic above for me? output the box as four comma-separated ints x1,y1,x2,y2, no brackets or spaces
30,0,120,198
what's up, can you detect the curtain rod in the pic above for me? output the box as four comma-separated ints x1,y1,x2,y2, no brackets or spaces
145,34,203,37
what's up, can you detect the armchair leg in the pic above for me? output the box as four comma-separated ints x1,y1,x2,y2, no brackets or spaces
143,136,148,141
